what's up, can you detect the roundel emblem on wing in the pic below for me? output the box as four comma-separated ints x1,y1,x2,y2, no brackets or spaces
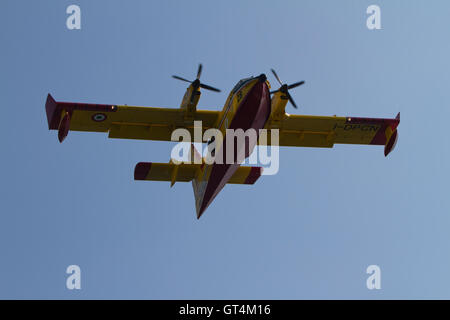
92,113,107,122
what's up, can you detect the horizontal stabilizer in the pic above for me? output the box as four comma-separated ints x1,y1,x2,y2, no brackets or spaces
134,162,263,185
135,162,198,183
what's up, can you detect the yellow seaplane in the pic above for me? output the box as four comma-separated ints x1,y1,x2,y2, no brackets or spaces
45,65,400,218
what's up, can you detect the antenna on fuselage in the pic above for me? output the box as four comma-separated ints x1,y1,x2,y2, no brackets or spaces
269,68,304,109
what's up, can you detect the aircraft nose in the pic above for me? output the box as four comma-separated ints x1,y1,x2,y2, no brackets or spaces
258,73,267,83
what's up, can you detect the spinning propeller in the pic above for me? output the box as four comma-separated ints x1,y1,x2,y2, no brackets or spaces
172,64,221,93
270,68,305,109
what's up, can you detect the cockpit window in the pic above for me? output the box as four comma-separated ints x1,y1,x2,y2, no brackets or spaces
231,77,253,93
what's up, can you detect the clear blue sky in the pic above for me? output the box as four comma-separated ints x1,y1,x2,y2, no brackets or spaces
1,0,449,299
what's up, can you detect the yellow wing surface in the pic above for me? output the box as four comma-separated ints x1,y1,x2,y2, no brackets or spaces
263,113,400,156
45,94,220,142
46,94,400,156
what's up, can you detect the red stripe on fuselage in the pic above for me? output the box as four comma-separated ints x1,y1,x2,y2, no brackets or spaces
197,81,271,218
244,166,263,185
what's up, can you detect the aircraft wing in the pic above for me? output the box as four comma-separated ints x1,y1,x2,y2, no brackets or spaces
45,94,220,143
262,112,400,156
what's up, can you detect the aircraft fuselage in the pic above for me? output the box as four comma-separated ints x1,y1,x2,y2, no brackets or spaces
192,74,271,218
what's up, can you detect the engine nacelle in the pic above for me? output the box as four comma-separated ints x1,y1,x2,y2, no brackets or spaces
180,85,201,113
268,91,288,124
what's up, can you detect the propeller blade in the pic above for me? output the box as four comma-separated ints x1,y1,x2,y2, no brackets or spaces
288,81,305,90
196,64,203,80
173,64,220,93
287,92,298,109
271,68,283,86
172,75,192,83
270,68,305,108
200,83,221,92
